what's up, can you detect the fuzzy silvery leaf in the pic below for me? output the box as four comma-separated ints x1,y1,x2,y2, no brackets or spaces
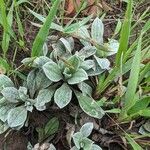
67,55,80,72
68,69,88,85
78,82,92,97
42,43,48,56
78,26,90,39
32,56,52,67
91,17,104,44
143,120,150,133
0,97,7,105
54,83,72,108
59,37,72,53
21,57,35,65
0,104,15,122
81,137,93,149
35,88,55,111
7,106,27,128
139,126,150,136
76,93,105,119
72,132,83,149
86,64,104,76
26,105,33,112
91,144,102,150
94,56,110,70
70,146,78,150
78,26,91,46
48,144,56,150
80,122,93,137
63,68,72,79
106,39,119,56
35,70,52,90
51,43,66,59
66,37,74,51
0,121,9,134
80,60,95,70
0,75,14,91
43,61,62,82
77,46,96,60
1,87,19,103
18,87,29,101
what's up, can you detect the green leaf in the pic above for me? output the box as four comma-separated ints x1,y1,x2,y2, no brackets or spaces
91,17,104,44
1,87,19,103
0,120,9,134
31,0,61,57
44,117,59,137
0,57,10,73
120,34,143,119
77,46,96,59
72,132,83,149
115,0,133,66
125,134,143,150
67,55,80,72
59,37,72,53
81,137,93,149
0,104,15,122
76,93,105,119
78,82,92,97
114,19,122,36
105,108,121,114
106,39,119,56
0,74,14,91
77,26,91,46
27,69,52,98
94,56,110,70
54,83,72,108
35,70,52,89
7,106,27,128
32,56,51,67
43,61,62,82
18,86,28,101
68,69,88,85
28,8,63,32
80,122,93,137
92,144,102,150
35,88,55,111
128,97,150,115
139,109,150,117
64,15,92,34
80,60,94,70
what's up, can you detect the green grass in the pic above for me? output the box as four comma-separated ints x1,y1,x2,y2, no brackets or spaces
31,0,61,57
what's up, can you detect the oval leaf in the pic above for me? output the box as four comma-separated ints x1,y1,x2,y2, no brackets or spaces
1,87,19,103
43,61,62,82
91,17,104,44
68,69,88,85
7,106,27,128
76,93,105,119
54,83,72,108
80,122,93,137
35,88,55,111
0,74,14,91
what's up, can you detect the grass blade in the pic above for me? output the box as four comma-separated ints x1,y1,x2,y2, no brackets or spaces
115,0,133,66
31,0,61,57
125,134,143,150
120,33,143,120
